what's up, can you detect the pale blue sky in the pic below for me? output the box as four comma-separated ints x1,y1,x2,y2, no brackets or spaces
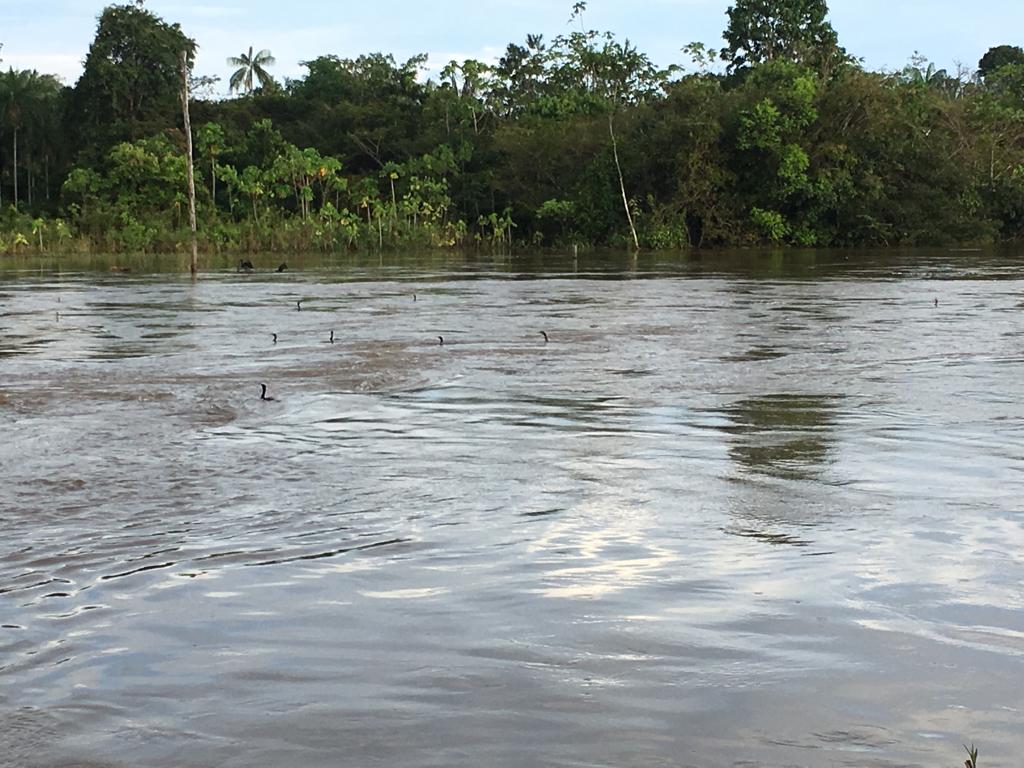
1,1,1021,94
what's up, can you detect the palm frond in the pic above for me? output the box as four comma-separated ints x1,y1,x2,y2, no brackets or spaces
254,68,276,90
228,68,247,92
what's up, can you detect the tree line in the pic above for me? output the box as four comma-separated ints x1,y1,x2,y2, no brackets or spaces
1,0,1024,255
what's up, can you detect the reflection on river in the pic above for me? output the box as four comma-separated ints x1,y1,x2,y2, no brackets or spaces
1,249,1022,768
725,395,838,479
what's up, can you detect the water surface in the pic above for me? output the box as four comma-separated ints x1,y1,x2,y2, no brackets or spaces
1,249,1022,767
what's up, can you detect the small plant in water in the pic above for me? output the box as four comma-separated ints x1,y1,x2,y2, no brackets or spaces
964,743,978,768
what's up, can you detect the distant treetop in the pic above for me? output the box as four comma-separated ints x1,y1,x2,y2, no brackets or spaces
721,0,846,76
978,45,1024,80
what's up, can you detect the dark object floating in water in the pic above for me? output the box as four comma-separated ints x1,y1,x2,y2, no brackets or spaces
413,293,417,302
238,259,254,273
540,331,549,343
277,263,288,273
934,298,939,307
296,300,302,311
272,333,278,344
56,311,61,322
259,383,275,401
329,330,334,344
438,335,444,346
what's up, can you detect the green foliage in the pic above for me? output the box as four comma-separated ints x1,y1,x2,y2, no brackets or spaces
3,1,1024,255
983,63,1024,103
535,198,578,244
287,53,428,173
732,62,820,242
228,47,276,95
900,53,960,97
67,3,195,159
0,68,62,210
722,0,846,76
750,207,789,242
978,45,1024,80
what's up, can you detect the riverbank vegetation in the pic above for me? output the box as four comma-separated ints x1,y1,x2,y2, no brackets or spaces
2,0,1024,255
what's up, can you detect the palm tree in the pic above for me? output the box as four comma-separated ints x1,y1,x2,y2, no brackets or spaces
0,68,61,209
227,47,276,95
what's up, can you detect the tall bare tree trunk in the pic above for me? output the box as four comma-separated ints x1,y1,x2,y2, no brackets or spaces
608,114,639,251
12,127,18,210
180,51,198,278
389,176,397,229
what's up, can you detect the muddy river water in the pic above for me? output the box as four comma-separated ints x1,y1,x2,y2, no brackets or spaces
1,250,1022,767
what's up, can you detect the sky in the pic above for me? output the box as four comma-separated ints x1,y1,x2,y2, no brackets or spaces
1,0,1022,95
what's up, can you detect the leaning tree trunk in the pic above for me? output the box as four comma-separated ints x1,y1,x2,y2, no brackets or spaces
180,51,198,278
608,113,639,251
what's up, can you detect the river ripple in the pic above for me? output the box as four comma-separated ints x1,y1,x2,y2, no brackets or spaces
1,251,1022,767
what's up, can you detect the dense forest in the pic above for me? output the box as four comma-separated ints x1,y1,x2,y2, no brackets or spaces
1,0,1024,254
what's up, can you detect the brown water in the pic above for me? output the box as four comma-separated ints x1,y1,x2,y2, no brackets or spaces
1,250,1022,768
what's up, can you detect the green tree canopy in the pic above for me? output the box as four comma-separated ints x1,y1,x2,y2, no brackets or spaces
721,0,845,76
0,68,62,207
978,45,1024,80
491,35,549,117
68,3,195,159
0,69,61,137
287,53,428,170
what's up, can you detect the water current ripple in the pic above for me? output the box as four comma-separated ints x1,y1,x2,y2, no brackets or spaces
0,251,1022,767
